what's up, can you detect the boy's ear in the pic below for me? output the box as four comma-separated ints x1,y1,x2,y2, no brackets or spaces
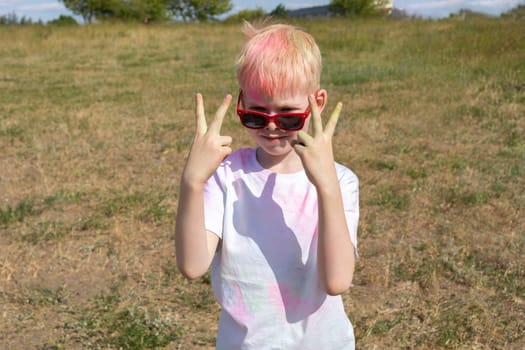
315,89,328,113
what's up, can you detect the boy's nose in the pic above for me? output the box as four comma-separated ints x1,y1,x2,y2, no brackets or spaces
266,121,278,130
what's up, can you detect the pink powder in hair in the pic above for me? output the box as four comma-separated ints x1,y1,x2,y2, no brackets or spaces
237,23,321,99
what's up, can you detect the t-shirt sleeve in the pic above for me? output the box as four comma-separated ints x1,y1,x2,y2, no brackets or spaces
338,166,359,258
203,171,225,239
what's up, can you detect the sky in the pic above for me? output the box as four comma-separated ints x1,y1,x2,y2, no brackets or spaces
0,0,523,22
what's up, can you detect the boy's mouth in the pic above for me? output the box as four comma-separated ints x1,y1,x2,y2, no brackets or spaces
261,134,287,141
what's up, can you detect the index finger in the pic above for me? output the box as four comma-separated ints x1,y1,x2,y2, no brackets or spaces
194,93,207,135
309,94,323,136
208,94,232,135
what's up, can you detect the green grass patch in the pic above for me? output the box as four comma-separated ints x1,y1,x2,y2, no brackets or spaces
20,220,67,244
100,190,171,224
0,199,35,227
438,185,491,209
75,289,182,348
368,185,411,210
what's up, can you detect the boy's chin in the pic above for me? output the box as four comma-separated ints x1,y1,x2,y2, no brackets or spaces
257,143,295,157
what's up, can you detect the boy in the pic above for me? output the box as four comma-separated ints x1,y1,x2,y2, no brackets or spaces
175,22,359,349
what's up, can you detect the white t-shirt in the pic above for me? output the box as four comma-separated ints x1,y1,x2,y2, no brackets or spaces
204,148,359,350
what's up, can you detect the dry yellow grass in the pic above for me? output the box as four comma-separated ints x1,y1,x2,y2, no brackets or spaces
0,18,524,349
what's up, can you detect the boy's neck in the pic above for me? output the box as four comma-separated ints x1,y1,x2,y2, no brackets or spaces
255,147,304,174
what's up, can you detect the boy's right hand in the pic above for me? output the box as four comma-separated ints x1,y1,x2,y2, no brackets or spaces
181,93,233,187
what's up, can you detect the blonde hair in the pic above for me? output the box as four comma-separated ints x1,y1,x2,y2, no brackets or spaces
236,21,322,98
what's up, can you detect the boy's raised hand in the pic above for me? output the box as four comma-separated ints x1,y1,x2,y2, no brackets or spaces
181,93,233,186
293,95,342,189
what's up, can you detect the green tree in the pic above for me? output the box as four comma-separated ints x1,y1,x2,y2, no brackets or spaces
60,0,168,23
61,0,232,23
113,0,169,22
48,15,78,25
0,12,39,25
270,4,288,18
329,0,389,17
59,0,97,23
0,12,20,25
166,0,233,21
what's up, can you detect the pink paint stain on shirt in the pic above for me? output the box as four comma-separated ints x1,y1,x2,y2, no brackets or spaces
228,284,253,326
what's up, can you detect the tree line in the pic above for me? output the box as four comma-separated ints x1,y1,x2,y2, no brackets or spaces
59,0,231,23
58,0,391,24
2,1,522,26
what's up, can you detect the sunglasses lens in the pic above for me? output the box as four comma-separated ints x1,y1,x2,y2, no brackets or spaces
239,111,305,131
276,116,303,130
241,113,267,128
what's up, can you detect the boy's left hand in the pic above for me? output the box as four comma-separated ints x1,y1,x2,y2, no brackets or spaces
293,95,342,189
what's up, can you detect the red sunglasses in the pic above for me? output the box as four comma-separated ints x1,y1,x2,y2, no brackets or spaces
236,90,311,131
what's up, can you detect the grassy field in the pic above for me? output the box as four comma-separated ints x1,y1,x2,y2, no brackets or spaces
0,17,524,349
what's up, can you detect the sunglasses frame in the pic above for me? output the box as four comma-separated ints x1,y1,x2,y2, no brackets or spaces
236,90,312,131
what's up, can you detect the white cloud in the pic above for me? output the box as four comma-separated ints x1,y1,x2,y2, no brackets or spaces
406,0,466,10
19,3,64,11
399,0,522,8
0,1,72,21
0,1,65,11
396,0,523,16
0,0,22,6
473,0,523,10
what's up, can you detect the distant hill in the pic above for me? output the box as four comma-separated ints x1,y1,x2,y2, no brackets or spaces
286,3,405,18
449,8,494,19
287,5,331,18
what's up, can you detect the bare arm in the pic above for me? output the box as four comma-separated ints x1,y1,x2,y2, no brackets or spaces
175,181,220,280
175,93,232,280
294,95,356,295
315,173,356,295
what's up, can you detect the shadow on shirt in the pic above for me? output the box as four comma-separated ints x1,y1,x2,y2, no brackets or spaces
232,172,326,323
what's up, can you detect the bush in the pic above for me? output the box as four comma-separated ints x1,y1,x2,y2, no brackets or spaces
48,15,78,26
